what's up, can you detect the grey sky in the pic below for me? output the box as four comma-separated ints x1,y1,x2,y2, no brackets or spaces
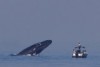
0,0,100,55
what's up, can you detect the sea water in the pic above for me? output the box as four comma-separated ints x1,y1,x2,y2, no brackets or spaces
0,54,100,67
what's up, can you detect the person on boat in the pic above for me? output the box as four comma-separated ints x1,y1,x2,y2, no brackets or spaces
75,42,85,49
75,42,85,53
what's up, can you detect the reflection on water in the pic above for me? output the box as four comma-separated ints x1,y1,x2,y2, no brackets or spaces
0,54,100,67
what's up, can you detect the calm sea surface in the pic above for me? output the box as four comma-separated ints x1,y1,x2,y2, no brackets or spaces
0,54,100,67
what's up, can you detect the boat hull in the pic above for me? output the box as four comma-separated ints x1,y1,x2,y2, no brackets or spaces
72,53,88,58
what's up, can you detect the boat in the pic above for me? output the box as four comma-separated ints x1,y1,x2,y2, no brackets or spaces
72,43,88,58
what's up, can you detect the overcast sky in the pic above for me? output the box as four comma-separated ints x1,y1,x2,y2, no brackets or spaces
0,0,100,55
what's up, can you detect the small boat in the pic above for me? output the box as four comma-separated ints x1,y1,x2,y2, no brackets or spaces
72,43,88,58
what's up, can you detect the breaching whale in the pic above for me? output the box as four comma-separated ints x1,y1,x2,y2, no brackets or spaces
11,40,52,56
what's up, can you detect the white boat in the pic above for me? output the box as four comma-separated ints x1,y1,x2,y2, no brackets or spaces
72,50,88,58
72,43,88,58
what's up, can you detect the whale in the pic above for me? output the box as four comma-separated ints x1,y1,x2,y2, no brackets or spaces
11,40,52,56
